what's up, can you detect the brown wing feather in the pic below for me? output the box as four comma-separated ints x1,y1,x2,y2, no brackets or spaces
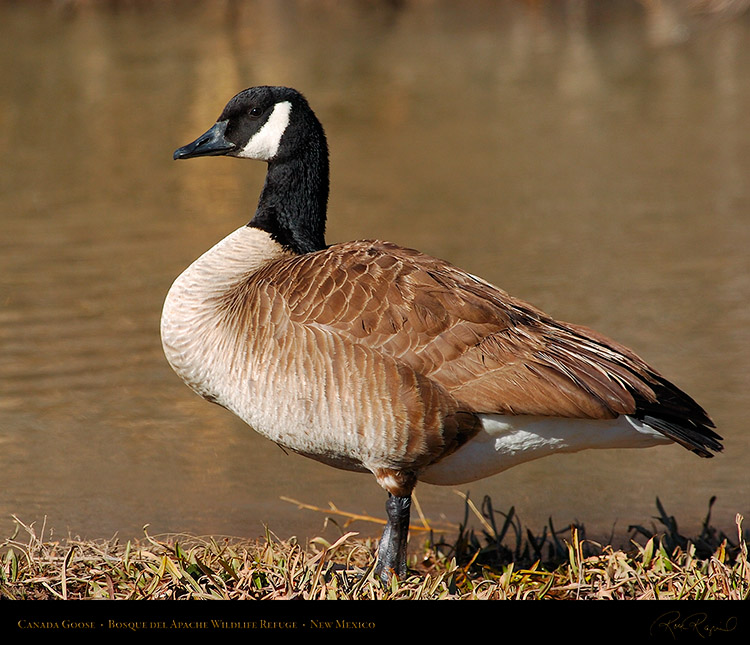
253,239,720,456
259,241,638,415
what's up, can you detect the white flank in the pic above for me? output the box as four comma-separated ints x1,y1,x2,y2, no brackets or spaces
419,414,671,486
237,101,292,161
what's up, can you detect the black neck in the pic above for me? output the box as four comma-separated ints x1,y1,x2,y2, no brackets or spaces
249,124,329,255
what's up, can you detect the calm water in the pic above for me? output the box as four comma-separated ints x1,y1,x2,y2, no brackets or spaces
1,0,748,549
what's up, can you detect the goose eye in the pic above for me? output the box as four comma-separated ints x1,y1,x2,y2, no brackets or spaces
249,107,263,118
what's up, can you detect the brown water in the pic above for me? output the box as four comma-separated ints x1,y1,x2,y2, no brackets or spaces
1,0,748,549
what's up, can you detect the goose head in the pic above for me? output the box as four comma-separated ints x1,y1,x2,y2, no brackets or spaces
174,86,330,254
174,85,322,163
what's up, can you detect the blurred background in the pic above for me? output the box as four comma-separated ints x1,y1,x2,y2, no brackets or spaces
1,0,748,550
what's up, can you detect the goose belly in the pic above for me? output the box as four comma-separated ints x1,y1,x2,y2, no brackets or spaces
218,371,406,476
227,391,374,474
209,336,421,476
419,414,670,486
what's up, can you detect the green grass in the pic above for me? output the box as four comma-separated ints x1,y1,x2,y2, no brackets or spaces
1,497,747,600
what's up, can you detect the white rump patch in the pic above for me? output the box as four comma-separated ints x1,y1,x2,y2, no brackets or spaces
420,414,671,486
238,101,292,161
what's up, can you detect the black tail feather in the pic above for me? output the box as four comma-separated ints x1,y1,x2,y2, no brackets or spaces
631,372,723,458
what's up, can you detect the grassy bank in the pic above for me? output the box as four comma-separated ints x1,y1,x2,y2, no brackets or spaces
1,498,747,600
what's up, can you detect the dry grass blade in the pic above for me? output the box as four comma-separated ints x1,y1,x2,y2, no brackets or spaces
0,498,746,600
280,493,454,533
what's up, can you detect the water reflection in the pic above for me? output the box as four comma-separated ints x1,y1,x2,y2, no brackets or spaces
1,0,748,547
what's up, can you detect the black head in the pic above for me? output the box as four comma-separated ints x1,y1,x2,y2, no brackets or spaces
174,86,319,163
174,86,330,255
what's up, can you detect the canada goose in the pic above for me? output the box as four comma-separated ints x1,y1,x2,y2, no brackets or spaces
162,86,722,582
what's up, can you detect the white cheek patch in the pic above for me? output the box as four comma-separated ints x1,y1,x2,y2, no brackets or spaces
238,101,292,161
